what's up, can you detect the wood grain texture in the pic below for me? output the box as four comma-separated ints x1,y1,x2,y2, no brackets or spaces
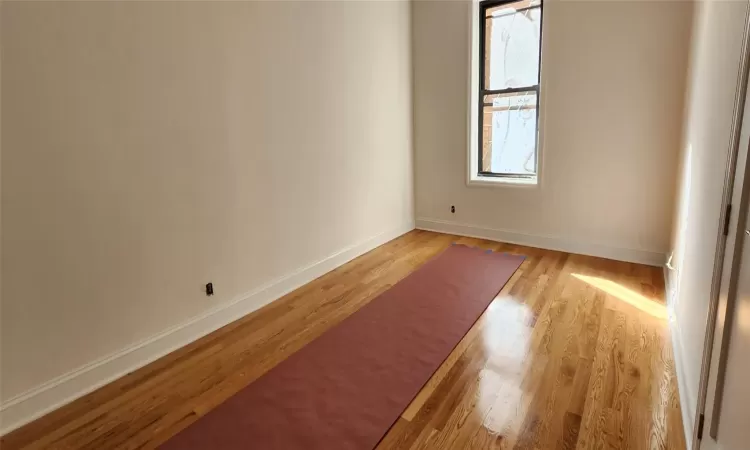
1,230,686,450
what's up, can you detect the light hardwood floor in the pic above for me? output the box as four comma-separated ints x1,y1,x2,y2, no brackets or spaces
1,230,686,450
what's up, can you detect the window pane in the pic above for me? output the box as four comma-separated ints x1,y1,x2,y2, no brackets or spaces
484,3,541,90
481,91,537,174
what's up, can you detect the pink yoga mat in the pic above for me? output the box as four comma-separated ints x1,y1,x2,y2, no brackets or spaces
161,244,524,450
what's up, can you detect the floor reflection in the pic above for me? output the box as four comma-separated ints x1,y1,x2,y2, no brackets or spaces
478,297,534,437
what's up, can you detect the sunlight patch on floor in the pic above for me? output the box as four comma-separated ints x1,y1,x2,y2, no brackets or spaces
572,273,667,320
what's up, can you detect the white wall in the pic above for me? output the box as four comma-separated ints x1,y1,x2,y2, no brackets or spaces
413,0,693,265
0,0,414,432
668,0,750,443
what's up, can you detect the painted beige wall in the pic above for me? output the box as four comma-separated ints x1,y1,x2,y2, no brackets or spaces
667,0,749,439
1,0,413,409
413,0,692,262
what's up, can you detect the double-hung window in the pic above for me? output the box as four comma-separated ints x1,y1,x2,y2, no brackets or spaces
477,0,542,183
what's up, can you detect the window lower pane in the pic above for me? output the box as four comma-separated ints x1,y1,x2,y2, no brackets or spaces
482,91,537,175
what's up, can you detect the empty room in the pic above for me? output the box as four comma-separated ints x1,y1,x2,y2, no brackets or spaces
3,0,750,449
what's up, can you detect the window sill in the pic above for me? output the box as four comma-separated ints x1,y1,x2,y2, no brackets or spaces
467,175,538,188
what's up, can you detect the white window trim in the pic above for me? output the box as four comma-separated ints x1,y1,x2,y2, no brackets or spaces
466,0,544,189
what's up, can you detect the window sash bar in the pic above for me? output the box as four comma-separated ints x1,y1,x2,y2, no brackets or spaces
482,85,539,107
482,85,539,96
478,171,537,179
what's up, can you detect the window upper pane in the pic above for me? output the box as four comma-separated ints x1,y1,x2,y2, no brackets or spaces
484,2,541,90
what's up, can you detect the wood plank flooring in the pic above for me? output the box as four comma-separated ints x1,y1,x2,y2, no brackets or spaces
1,230,686,450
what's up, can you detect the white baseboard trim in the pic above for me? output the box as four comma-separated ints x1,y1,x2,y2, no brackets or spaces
664,262,694,450
668,298,695,450
0,221,415,436
416,218,665,266
669,315,695,450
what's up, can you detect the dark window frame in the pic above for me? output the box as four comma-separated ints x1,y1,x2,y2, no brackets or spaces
477,0,543,179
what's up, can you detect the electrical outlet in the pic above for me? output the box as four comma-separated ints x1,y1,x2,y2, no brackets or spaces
451,205,456,214
206,282,214,296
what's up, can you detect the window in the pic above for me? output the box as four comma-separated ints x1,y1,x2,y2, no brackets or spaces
477,0,542,182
